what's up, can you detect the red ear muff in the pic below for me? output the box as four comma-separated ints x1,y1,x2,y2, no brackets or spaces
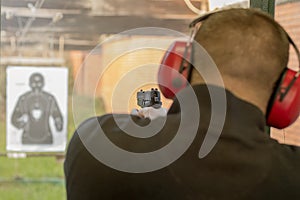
158,41,193,99
267,69,300,129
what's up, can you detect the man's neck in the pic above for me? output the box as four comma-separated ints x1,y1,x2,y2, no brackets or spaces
191,77,270,115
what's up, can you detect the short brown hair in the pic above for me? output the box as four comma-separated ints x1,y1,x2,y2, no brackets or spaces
193,8,289,89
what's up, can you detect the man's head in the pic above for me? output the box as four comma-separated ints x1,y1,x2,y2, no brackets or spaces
29,73,44,92
190,8,290,114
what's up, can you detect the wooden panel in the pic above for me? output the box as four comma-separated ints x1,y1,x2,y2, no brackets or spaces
272,1,300,146
275,1,300,70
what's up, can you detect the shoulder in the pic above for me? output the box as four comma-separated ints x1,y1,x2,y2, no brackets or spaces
265,138,300,170
271,139,300,157
75,114,114,133
78,113,130,127
18,91,32,100
68,114,130,145
74,114,150,136
65,114,132,165
41,91,55,99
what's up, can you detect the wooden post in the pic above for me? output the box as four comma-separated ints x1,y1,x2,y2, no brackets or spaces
250,0,275,17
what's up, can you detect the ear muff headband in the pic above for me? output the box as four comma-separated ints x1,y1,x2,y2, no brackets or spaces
189,10,220,28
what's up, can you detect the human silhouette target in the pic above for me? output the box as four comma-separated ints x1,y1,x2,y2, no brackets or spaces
11,73,63,144
6,67,68,152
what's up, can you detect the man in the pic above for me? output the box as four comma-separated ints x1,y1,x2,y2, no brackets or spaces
64,8,300,199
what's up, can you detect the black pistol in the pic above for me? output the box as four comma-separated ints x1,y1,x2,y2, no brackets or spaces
137,88,162,109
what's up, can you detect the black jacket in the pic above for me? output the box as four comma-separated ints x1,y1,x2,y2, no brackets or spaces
64,84,300,199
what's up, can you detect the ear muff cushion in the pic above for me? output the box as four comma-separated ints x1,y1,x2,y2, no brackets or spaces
267,69,300,129
158,41,192,99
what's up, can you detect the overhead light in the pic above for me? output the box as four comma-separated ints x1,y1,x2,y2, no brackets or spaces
1,31,7,37
27,3,36,13
52,12,63,23
5,11,14,20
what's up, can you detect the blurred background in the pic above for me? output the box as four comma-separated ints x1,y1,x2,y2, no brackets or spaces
0,0,299,199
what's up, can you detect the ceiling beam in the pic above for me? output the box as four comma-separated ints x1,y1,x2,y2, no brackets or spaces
1,6,198,20
0,56,65,66
1,6,82,19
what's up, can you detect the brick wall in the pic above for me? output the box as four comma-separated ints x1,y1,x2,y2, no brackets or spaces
275,1,300,70
271,1,300,146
